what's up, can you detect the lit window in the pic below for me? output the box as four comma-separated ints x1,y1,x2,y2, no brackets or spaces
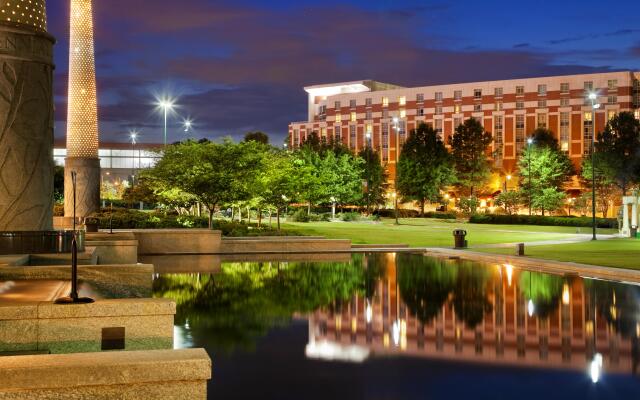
335,126,342,143
494,115,504,146
366,124,372,134
382,97,389,107
584,81,593,91
350,99,356,108
495,87,503,97
454,90,462,101
560,83,570,93
516,115,525,152
399,96,406,106
474,89,482,100
538,84,547,96
435,119,443,137
400,109,406,118
454,104,461,114
584,112,593,153
516,86,525,96
608,110,616,120
435,92,443,102
635,110,640,120
321,127,327,138
560,112,570,152
350,112,357,122
416,93,424,102
608,79,618,90
335,114,342,123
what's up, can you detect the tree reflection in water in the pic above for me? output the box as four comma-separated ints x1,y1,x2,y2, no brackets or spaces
518,271,563,319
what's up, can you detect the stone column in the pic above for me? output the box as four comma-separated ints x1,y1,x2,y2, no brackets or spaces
0,23,55,231
622,202,630,237
632,200,638,228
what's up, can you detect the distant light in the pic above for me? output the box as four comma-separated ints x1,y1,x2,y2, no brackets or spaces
527,138,534,145
527,299,535,317
366,132,371,139
392,320,400,346
392,117,399,123
588,92,597,100
593,103,601,109
590,353,603,383
562,284,570,305
129,130,138,144
504,264,513,286
183,118,193,132
507,175,512,180
365,301,373,324
155,95,176,113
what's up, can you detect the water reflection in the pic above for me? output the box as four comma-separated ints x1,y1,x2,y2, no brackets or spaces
153,253,640,378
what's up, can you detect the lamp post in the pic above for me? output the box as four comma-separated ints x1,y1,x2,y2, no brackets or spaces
392,117,400,225
527,138,533,215
130,130,138,187
365,131,372,214
504,174,511,193
588,92,600,241
393,192,398,224
158,98,175,147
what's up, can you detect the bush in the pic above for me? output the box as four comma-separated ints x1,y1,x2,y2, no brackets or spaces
288,209,329,223
423,211,457,220
340,212,361,222
469,214,618,229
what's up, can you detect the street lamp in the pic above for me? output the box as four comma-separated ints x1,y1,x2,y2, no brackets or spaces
527,138,534,215
365,131,372,214
588,92,600,241
504,174,512,192
392,192,398,225
129,130,138,186
392,117,400,224
156,97,175,146
183,118,193,133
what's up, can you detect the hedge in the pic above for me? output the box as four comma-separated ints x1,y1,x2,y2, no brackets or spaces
469,214,618,229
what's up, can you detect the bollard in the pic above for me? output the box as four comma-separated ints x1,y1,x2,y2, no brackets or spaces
515,243,525,256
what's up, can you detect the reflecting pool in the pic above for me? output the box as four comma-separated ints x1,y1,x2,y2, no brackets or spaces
153,253,640,399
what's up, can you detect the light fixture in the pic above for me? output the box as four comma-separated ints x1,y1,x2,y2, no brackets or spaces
365,300,372,324
527,299,535,317
590,353,603,383
562,283,570,305
588,92,597,100
183,118,193,132
527,138,533,145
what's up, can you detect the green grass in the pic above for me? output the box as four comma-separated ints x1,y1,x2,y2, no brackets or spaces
281,218,616,247
475,239,640,270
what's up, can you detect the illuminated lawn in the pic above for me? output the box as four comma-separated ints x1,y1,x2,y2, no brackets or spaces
281,218,616,248
474,239,640,270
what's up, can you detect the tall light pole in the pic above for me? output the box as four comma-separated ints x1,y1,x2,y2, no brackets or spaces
527,138,533,215
157,98,175,146
366,131,372,214
504,174,512,193
588,92,600,241
130,131,138,186
392,117,400,225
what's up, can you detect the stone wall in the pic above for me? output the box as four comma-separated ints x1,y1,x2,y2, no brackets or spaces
0,24,55,231
133,229,222,255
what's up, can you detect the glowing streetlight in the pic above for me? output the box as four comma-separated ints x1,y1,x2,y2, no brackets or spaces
129,130,139,186
183,118,193,133
365,300,373,324
590,353,603,383
156,97,175,146
527,138,534,215
527,299,535,317
588,92,599,241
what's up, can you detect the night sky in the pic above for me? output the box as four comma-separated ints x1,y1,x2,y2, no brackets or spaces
47,0,640,145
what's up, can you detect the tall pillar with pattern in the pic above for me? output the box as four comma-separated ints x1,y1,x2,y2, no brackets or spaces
0,1,55,231
65,0,100,219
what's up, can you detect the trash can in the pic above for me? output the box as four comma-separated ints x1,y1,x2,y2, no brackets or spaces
631,225,638,239
453,229,467,249
84,217,99,233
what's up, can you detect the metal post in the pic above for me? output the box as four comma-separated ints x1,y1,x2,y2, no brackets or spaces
394,119,400,225
591,101,597,241
528,141,532,216
163,107,168,147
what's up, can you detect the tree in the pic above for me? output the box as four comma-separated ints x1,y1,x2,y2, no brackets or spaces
449,118,493,196
581,156,620,217
594,111,640,195
532,188,566,215
495,191,521,215
54,166,64,204
358,146,389,212
397,123,455,216
518,131,574,215
122,178,159,206
257,149,296,231
243,131,270,144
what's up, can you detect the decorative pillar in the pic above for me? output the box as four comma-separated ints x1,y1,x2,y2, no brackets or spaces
0,1,55,231
622,201,630,237
632,201,638,228
65,0,100,219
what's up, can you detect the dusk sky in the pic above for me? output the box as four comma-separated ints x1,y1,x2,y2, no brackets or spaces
48,0,640,145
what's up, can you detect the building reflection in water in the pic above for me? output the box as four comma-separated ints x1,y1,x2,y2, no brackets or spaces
307,253,640,380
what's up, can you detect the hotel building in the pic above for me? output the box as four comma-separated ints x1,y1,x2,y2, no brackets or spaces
289,71,640,187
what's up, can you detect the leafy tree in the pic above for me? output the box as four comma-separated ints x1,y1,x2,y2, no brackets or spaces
457,196,480,216
243,131,270,144
581,156,620,217
291,146,325,213
594,111,640,195
54,165,64,204
256,149,296,230
449,118,493,196
495,191,521,215
122,178,159,206
451,261,492,328
321,151,363,209
358,146,389,212
532,187,566,215
518,131,574,215
519,272,563,319
397,123,455,216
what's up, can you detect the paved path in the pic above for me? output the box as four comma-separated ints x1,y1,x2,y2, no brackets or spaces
470,233,619,249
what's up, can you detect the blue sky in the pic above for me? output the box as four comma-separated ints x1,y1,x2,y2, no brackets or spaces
47,0,640,144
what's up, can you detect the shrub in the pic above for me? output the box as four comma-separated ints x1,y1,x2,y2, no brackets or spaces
340,212,361,222
458,197,480,216
288,209,329,222
423,211,457,220
469,214,617,229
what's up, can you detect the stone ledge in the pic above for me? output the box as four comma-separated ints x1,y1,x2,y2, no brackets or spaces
0,303,38,320
37,298,176,319
0,348,211,391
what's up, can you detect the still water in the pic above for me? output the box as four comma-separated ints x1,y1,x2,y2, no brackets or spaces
152,253,640,399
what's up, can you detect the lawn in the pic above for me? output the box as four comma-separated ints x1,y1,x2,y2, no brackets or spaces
281,218,616,248
475,239,640,270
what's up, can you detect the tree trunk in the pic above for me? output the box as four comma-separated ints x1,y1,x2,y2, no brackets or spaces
238,207,242,223
307,202,311,215
277,207,281,231
258,209,262,227
269,211,272,228
420,199,425,217
247,207,251,224
208,208,214,229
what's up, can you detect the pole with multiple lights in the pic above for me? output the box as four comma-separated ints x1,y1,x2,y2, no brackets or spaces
588,92,599,241
527,138,533,215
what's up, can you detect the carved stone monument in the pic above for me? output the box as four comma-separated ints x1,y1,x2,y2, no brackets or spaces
65,0,100,219
0,1,55,231
620,190,639,237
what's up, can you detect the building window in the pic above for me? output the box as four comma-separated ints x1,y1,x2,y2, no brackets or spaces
434,119,443,138
321,127,327,138
319,105,326,115
516,100,524,110
608,95,617,104
293,129,299,146
400,109,406,118
418,108,424,116
382,109,389,119
560,112,570,152
608,79,618,90
335,101,341,109
583,112,593,153
474,89,482,100
382,123,389,161
495,87,503,98
584,81,593,92
516,115,525,152
538,99,547,108
454,104,461,114
399,120,406,145
474,103,482,112
454,117,462,129
416,93,424,102
608,110,616,120
382,97,389,107
366,124,372,135
635,109,640,120
560,98,570,107
454,90,462,101
335,114,342,123
435,92,443,102
516,86,525,96
350,112,357,122
496,101,503,111
365,98,372,106
399,96,406,106
560,83,570,93
538,84,547,96
349,125,356,149
349,99,356,108
537,113,547,129
365,110,372,120
435,106,442,115
494,115,503,146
